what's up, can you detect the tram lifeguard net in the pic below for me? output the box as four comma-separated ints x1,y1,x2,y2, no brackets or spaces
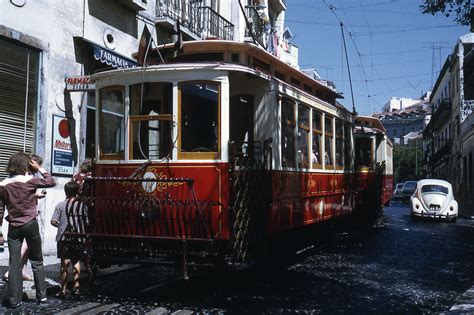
62,176,218,264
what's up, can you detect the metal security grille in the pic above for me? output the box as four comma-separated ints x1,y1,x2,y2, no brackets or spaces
0,38,39,179
228,139,272,264
62,176,219,279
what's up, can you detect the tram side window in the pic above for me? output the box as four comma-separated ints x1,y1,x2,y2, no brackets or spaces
344,123,352,168
281,99,296,168
325,116,334,167
355,138,373,168
129,83,173,160
312,111,322,168
99,87,125,159
335,119,343,167
297,105,310,169
179,82,220,159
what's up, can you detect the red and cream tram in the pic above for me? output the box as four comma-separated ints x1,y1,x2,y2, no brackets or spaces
65,41,392,275
353,116,394,217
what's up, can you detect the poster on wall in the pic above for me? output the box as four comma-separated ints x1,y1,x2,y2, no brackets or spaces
51,115,74,176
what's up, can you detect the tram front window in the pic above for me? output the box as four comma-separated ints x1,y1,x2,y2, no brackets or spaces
129,83,173,160
99,88,125,159
179,82,220,159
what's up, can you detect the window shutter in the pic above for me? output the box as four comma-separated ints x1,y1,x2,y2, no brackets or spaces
0,39,39,179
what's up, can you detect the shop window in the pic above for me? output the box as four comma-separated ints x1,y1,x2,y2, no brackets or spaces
129,82,173,160
281,99,296,168
325,116,334,167
179,81,220,159
99,87,125,160
297,105,310,169
312,110,322,168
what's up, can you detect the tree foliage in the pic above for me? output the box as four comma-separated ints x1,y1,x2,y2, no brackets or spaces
393,143,423,183
421,0,472,25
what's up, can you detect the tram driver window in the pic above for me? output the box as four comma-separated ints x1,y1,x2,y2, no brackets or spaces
281,99,296,168
355,138,373,168
179,82,220,159
99,87,125,160
129,83,173,160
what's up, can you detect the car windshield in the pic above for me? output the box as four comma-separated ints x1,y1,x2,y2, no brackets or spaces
404,182,416,189
421,185,449,195
396,184,404,189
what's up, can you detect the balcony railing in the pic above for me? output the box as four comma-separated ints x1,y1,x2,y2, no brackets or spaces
429,98,451,131
461,99,474,123
245,5,266,45
156,1,234,40
201,6,234,40
433,139,452,166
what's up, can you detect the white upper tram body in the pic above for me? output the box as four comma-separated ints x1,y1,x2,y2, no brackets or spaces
91,41,354,173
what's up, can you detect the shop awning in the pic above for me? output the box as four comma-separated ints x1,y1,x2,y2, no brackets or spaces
73,36,137,69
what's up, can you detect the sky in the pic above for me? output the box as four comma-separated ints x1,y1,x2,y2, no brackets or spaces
285,0,469,115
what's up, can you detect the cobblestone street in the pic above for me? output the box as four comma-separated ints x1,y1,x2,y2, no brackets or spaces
1,202,474,314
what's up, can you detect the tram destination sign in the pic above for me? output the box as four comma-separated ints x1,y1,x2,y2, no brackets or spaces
65,75,95,91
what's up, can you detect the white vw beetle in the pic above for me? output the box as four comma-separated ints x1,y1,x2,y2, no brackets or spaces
410,179,458,221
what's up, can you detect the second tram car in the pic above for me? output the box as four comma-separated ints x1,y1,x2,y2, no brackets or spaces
353,116,394,218
64,41,393,275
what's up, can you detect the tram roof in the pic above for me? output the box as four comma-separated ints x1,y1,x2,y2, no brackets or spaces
135,40,343,100
354,115,386,134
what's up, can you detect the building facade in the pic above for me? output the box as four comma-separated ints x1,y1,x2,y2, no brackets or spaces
374,98,431,145
424,33,474,208
0,0,296,252
381,96,426,113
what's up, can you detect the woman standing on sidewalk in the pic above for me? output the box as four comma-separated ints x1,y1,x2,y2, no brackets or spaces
0,152,56,308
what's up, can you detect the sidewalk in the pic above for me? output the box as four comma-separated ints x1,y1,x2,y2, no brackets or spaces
0,244,137,302
457,196,474,220
444,203,474,313
0,244,62,299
